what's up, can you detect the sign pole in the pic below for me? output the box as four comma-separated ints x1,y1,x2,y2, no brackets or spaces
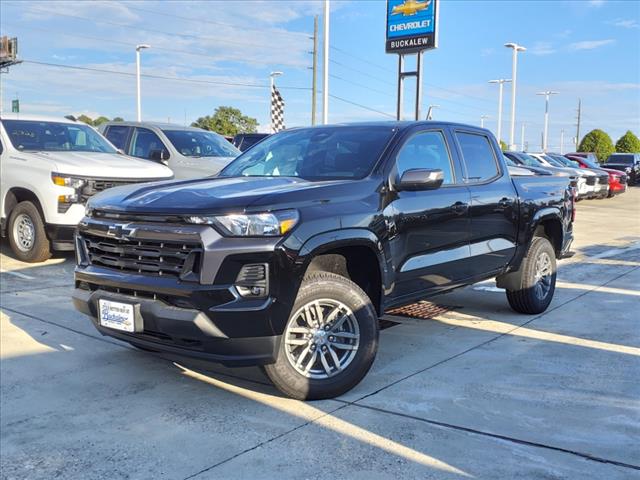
415,51,423,121
396,54,404,121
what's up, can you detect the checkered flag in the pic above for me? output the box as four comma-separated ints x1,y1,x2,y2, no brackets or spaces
271,84,285,133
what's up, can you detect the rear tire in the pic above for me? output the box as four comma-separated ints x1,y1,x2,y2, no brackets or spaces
7,201,51,263
264,272,379,400
506,237,557,314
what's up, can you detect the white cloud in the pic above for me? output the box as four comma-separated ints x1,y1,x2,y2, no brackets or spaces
610,19,639,29
480,48,495,57
588,0,605,7
568,39,615,51
530,41,556,56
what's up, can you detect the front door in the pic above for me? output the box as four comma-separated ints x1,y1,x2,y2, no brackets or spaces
384,128,471,302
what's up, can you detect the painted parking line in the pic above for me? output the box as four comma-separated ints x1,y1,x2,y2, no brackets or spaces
0,269,35,280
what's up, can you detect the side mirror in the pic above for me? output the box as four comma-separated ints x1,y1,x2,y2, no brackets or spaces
397,168,444,191
149,148,170,162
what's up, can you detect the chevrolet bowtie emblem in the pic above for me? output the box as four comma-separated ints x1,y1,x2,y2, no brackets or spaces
106,224,136,240
391,0,431,16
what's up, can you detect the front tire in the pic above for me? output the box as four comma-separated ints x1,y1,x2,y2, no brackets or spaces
506,237,557,314
7,201,52,263
264,272,379,400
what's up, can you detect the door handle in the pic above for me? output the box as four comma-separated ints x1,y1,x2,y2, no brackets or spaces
452,201,468,214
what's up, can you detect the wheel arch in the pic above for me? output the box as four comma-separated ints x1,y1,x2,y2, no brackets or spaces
2,188,46,235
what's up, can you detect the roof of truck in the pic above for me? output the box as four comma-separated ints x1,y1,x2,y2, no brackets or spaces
0,114,80,124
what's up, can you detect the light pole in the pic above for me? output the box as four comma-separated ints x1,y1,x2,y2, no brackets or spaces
537,90,559,152
480,115,489,128
520,122,526,151
504,43,526,150
426,104,439,120
322,0,330,124
135,44,150,122
489,78,511,144
269,71,283,133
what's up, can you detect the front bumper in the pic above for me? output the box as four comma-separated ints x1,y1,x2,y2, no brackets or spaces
72,287,279,366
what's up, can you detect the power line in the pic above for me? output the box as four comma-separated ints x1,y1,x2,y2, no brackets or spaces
11,22,308,68
19,60,311,91
329,94,395,118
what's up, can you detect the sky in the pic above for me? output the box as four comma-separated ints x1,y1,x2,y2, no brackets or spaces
1,0,639,151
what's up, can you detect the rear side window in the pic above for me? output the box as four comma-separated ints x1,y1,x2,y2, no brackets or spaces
395,130,454,184
104,125,130,150
455,132,500,182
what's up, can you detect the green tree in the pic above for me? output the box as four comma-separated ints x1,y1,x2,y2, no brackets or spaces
93,116,110,126
77,114,94,125
191,106,258,137
112,117,124,122
499,140,508,151
577,129,615,163
615,130,640,153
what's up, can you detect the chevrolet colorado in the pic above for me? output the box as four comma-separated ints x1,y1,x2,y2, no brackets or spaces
73,122,575,399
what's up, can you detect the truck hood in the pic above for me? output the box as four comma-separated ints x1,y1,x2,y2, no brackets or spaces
602,162,633,169
88,175,375,214
28,151,173,179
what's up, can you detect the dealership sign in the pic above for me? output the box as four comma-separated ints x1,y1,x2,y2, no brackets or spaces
386,0,439,53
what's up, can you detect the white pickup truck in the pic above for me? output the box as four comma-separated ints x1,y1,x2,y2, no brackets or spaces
0,114,173,262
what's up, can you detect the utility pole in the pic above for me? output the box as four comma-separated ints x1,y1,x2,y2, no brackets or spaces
537,90,559,152
520,122,526,151
489,78,511,143
311,15,318,126
322,0,329,124
575,98,582,148
504,43,526,150
480,115,489,128
560,129,565,154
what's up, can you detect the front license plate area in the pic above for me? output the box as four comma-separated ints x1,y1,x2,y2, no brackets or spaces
99,299,138,332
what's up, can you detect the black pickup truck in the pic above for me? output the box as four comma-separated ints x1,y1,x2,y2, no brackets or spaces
73,122,575,399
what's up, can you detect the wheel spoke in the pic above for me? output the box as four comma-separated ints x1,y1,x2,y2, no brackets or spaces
332,331,358,339
314,301,324,325
330,313,349,332
331,342,358,351
304,350,318,373
285,337,308,346
327,345,341,371
320,350,332,375
288,327,312,335
295,345,311,368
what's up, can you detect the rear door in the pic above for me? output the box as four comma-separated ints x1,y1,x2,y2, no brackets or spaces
384,127,472,301
128,127,169,163
453,129,518,276
103,125,132,151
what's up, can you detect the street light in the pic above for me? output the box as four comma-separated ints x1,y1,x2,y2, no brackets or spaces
537,90,559,152
488,78,511,144
480,115,489,128
504,43,526,150
269,71,283,133
135,44,150,122
426,104,439,120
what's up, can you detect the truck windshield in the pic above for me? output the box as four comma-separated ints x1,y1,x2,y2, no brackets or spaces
608,155,634,164
2,120,116,153
163,130,239,158
220,126,396,180
511,152,541,167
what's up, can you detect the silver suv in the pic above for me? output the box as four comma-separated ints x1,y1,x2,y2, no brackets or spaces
99,122,240,179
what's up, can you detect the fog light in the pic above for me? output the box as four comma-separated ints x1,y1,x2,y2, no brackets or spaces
235,263,268,298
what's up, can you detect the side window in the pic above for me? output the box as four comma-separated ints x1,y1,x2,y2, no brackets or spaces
395,130,454,184
104,125,130,150
129,128,166,161
455,131,500,183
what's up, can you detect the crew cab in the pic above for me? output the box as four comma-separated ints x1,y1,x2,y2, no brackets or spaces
602,153,640,186
73,122,575,400
99,121,240,179
0,115,173,262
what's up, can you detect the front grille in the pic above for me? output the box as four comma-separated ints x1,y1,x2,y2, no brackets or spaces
619,175,628,185
585,177,596,186
81,233,201,278
80,179,141,202
598,176,609,185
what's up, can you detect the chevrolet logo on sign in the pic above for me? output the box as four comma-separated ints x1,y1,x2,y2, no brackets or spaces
386,0,439,53
391,0,431,16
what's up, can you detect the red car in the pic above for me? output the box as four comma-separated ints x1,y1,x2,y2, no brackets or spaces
566,153,627,197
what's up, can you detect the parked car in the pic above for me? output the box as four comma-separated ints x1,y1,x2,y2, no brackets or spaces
546,153,609,199
528,152,596,200
99,122,240,179
504,151,558,176
232,132,270,152
73,121,575,400
602,153,640,186
0,114,173,262
566,153,627,197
